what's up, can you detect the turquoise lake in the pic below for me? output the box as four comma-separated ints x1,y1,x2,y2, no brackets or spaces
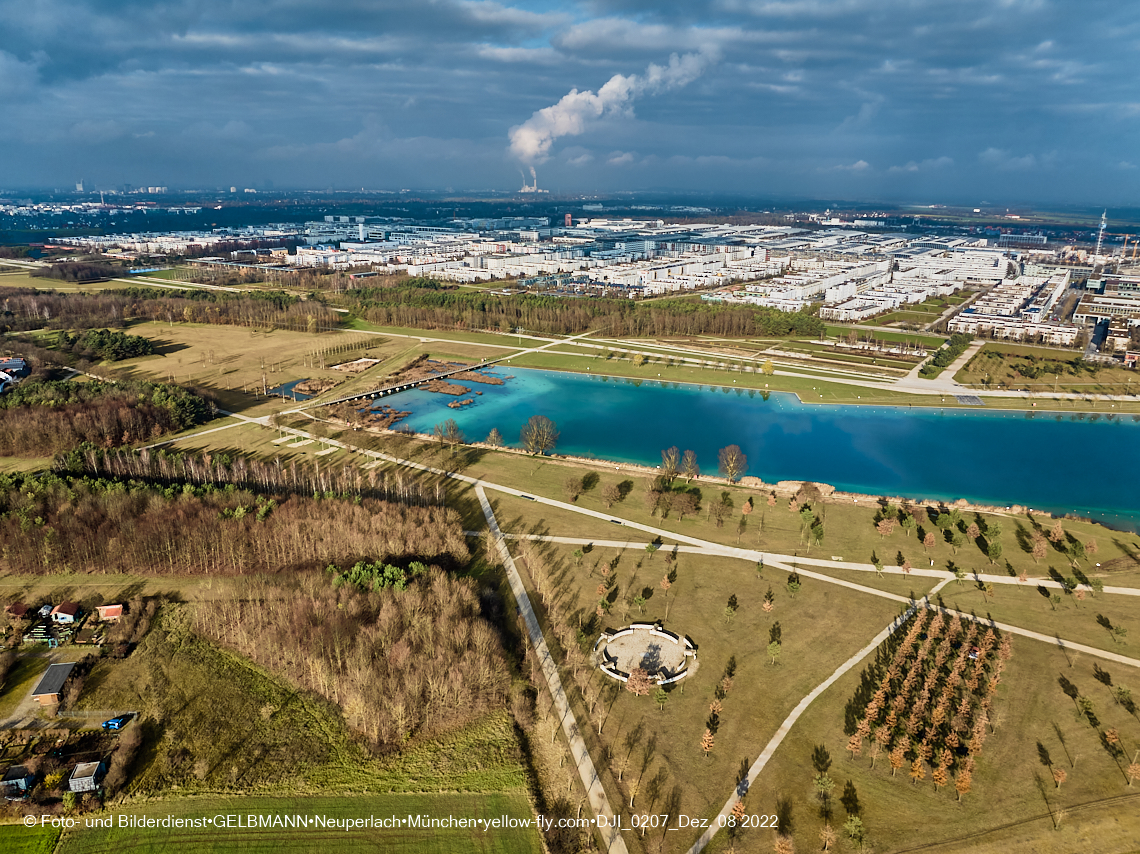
391,367,1140,532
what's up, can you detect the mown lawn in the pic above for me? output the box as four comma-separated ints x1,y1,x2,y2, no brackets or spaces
824,326,946,347
937,581,1139,657
740,623,1140,854
497,534,907,854
0,825,61,854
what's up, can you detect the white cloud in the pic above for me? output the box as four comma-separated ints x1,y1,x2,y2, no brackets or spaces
888,156,953,173
836,98,882,132
508,51,714,163
979,147,1037,170
476,45,561,64
607,150,635,165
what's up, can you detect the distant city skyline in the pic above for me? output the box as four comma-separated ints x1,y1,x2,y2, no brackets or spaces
1,0,1137,205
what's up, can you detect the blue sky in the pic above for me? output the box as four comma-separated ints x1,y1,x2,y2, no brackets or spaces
1,0,1137,203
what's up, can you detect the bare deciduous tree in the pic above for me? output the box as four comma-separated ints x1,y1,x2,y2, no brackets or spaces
718,445,748,483
602,482,621,508
520,415,559,455
681,450,700,482
563,476,584,502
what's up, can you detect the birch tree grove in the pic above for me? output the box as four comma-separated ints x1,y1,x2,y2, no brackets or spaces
193,568,509,748
0,470,467,576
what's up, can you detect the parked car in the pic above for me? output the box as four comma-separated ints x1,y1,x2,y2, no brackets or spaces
102,716,131,731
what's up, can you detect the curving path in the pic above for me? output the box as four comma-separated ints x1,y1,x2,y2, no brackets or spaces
477,533,1140,598
208,412,1140,854
685,579,951,854
477,485,628,854
220,408,1140,674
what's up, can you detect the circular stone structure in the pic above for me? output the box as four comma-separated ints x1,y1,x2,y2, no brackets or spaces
593,623,697,685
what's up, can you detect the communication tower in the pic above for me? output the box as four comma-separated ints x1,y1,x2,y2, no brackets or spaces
1094,210,1107,260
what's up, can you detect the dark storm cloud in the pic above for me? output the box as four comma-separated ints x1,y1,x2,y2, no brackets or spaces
1,0,1137,203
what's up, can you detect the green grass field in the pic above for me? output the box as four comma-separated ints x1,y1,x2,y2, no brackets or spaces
54,793,542,854
938,580,1139,656
0,825,61,854
0,656,49,719
955,344,1140,397
858,311,934,327
824,326,946,347
0,457,52,473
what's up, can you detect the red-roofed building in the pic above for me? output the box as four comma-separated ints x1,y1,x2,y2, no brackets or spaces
4,602,29,619
95,604,123,623
50,602,80,624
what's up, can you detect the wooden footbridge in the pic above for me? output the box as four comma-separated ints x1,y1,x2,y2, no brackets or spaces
290,328,601,412
308,356,509,410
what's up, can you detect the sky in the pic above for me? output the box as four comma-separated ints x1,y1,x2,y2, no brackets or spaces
1,0,1138,204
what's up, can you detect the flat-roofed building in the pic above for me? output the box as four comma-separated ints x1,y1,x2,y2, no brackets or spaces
68,761,105,793
1073,294,1140,325
31,662,75,706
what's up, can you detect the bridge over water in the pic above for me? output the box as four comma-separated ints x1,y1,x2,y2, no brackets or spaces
311,356,510,409
296,329,600,412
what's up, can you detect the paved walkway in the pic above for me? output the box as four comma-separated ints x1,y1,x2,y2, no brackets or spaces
894,339,985,394
139,417,246,450
476,486,627,854
211,411,1140,854
474,533,1140,598
219,411,1140,674
686,579,951,854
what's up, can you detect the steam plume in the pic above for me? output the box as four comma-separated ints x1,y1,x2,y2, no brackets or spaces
508,52,712,164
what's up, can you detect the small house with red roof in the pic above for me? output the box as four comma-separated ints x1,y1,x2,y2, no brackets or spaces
50,602,80,624
95,604,123,623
